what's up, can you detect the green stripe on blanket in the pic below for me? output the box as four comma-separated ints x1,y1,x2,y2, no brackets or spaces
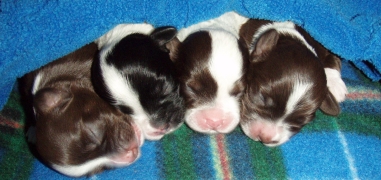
0,60,380,179
0,91,34,180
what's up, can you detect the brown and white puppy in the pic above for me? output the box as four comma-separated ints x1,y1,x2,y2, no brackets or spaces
170,12,249,134
239,19,348,146
22,43,144,177
93,24,185,140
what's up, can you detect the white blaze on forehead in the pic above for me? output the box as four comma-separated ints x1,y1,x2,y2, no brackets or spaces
202,30,243,122
184,30,243,133
250,21,317,57
285,81,313,115
208,30,244,101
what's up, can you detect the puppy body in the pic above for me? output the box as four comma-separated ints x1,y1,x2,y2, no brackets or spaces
239,19,348,146
93,24,185,140
23,43,144,177
172,12,249,134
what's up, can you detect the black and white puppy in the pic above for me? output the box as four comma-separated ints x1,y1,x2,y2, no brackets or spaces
92,24,185,140
22,43,144,177
170,12,249,134
239,18,348,146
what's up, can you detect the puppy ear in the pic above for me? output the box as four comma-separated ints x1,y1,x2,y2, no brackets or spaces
250,29,279,62
166,37,180,62
33,88,72,113
150,26,178,48
319,91,340,116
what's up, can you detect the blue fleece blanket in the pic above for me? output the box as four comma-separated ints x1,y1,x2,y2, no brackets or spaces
0,60,381,179
0,1,380,109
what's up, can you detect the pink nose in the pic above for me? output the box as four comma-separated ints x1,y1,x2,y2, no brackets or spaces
245,121,281,144
205,117,223,129
154,126,168,135
257,131,278,144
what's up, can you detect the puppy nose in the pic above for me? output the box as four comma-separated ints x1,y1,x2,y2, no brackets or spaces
126,147,139,159
205,117,223,129
258,132,275,144
128,148,139,158
154,127,168,135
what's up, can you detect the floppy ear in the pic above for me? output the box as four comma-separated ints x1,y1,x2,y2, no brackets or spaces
250,29,279,62
319,91,340,116
150,26,178,49
166,37,180,62
33,88,72,113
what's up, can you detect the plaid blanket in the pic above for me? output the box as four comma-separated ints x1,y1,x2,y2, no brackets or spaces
0,60,380,179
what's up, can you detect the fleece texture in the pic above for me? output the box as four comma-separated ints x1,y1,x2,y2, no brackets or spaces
0,60,380,179
0,0,381,110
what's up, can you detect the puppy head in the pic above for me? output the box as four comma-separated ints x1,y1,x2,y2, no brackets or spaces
172,30,248,134
240,29,340,146
93,26,185,140
33,86,143,177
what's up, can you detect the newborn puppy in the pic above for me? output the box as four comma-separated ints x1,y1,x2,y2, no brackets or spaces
22,43,144,177
92,24,185,140
239,19,348,146
171,12,249,134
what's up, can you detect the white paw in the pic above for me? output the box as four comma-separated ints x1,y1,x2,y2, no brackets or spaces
324,68,348,102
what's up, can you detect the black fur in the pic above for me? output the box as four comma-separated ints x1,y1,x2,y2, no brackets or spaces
92,26,185,137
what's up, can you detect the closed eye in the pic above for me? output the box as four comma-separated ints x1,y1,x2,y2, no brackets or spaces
186,80,203,94
230,80,244,98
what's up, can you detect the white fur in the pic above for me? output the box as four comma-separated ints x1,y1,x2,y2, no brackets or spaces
272,81,312,146
242,81,313,146
97,24,173,140
52,157,111,177
265,124,294,147
99,62,158,139
178,12,247,134
32,72,43,95
249,21,317,57
95,23,154,49
325,68,348,102
52,155,140,177
177,11,248,41
208,30,244,93
184,30,243,134
207,30,243,128
285,81,313,115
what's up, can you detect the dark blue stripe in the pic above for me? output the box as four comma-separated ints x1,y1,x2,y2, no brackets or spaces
191,134,214,179
225,131,255,179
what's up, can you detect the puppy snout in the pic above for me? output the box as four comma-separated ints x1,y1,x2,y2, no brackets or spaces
205,117,224,129
125,147,139,159
257,132,279,145
153,126,169,135
242,120,287,146
193,108,236,132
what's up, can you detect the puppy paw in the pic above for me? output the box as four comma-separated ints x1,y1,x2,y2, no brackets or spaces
324,68,348,102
